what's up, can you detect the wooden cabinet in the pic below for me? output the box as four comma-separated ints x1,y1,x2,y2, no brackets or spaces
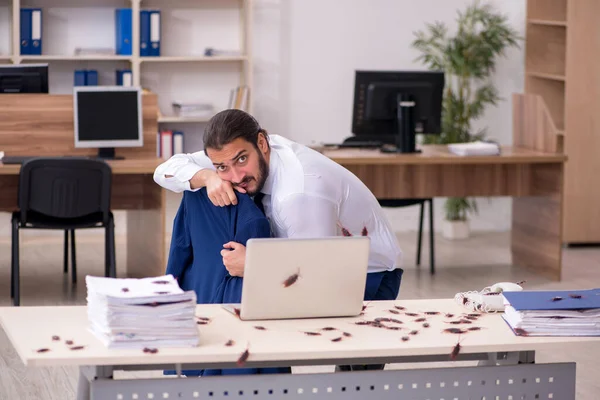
525,0,600,244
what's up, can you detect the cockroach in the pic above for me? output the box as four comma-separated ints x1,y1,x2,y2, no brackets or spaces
342,332,352,337
321,327,337,331
388,318,404,324
424,311,440,315
234,308,241,318
354,321,372,326
464,316,478,321
36,348,50,353
467,314,481,318
143,347,158,354
484,292,501,296
283,269,300,288
445,313,455,318
443,328,466,334
152,280,169,284
387,309,400,315
237,347,250,366
225,340,235,346
569,293,582,299
467,327,482,331
337,222,352,237
196,317,210,321
423,323,430,328
514,328,529,336
414,317,427,323
361,226,368,236
516,280,527,286
462,297,469,305
65,340,73,345
394,305,406,311
70,345,85,351
52,335,60,341
154,291,169,295
375,317,393,323
197,320,208,325
409,330,419,335
401,336,410,342
254,326,267,331
386,326,402,331
405,312,420,317
121,288,129,293
303,331,321,336
551,296,563,302
449,336,465,361
331,337,343,342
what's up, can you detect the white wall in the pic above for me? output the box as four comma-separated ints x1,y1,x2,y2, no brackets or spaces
253,0,526,233
0,0,525,237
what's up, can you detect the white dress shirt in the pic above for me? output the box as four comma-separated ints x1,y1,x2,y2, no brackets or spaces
153,134,402,273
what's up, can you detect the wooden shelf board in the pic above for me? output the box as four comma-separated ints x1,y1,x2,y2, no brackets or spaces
526,71,566,82
158,115,213,123
18,55,132,61
528,19,567,27
140,55,247,63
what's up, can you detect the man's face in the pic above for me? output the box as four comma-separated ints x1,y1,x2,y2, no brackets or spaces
206,136,269,196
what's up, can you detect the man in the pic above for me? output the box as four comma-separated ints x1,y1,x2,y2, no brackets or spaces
154,109,404,305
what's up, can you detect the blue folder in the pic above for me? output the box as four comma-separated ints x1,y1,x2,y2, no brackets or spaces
74,70,87,86
20,9,31,55
86,70,98,86
115,8,132,56
116,69,132,86
140,10,150,56
503,288,600,311
149,10,161,56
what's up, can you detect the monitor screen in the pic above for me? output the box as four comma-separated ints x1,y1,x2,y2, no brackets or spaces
74,86,143,149
0,63,48,93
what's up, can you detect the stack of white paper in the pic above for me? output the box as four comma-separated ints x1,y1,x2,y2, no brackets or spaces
86,275,200,349
448,141,500,156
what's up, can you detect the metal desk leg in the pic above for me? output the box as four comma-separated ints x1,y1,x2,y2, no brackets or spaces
77,366,114,400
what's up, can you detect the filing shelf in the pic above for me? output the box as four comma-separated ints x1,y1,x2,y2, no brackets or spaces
4,0,254,120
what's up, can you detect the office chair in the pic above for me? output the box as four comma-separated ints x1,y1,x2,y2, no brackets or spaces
11,158,116,306
342,136,435,274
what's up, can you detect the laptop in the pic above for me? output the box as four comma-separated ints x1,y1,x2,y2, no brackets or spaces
223,236,370,320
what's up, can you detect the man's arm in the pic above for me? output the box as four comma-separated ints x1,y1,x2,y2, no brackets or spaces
278,194,339,238
153,151,215,193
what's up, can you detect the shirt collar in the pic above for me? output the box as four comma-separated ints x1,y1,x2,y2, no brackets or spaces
261,148,279,195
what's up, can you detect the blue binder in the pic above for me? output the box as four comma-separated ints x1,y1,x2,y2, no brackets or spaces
30,8,42,55
503,288,600,311
115,8,132,56
20,9,31,55
116,69,133,86
149,10,161,56
86,70,98,86
74,70,87,86
140,10,150,56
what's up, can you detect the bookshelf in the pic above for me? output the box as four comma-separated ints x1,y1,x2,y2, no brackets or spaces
2,0,253,132
524,0,600,244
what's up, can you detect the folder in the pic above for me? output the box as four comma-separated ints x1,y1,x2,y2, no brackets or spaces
74,70,87,86
173,131,184,154
116,69,133,86
140,10,150,56
19,9,31,55
86,70,98,86
115,8,132,56
160,130,173,159
30,8,42,55
503,289,600,311
149,10,161,56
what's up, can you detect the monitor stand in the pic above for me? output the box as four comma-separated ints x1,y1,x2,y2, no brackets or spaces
380,93,421,154
96,147,124,160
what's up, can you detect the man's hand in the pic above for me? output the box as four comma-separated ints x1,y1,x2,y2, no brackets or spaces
190,170,246,207
221,242,246,277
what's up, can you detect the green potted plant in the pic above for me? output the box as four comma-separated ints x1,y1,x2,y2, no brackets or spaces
411,0,521,239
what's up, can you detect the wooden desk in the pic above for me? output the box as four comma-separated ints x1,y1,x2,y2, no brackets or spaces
0,93,167,279
0,158,166,278
0,299,591,400
317,145,567,281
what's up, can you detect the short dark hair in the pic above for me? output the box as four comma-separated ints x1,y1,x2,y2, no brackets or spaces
203,109,268,154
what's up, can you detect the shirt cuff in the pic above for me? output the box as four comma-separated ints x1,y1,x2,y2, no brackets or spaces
176,163,204,192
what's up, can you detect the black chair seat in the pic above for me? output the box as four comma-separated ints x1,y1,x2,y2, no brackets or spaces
15,210,109,230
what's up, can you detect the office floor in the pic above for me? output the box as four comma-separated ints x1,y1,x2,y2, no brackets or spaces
0,232,599,399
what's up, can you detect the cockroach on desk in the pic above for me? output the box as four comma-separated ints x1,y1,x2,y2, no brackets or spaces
283,269,300,288
422,323,430,328
331,337,343,342
569,293,583,299
423,311,440,316
361,226,368,236
237,346,250,366
449,337,465,361
225,340,235,346
394,305,406,311
414,317,427,323
445,313,455,318
405,312,420,317
52,335,60,341
303,331,321,336
321,326,337,331
387,309,401,315
514,328,529,336
65,340,74,345
70,345,85,351
342,332,352,337
151,280,169,285
551,296,563,302
36,348,50,353
443,328,466,335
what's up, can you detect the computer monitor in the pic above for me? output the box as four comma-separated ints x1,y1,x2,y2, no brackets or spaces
0,64,48,93
351,70,444,153
74,86,143,159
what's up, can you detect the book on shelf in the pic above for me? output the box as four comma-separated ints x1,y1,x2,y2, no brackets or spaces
172,102,214,118
502,288,600,337
228,86,249,111
447,141,500,156
157,130,184,159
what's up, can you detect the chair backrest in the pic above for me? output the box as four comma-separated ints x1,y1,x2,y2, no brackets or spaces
18,157,112,224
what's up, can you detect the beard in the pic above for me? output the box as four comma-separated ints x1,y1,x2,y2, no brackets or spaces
236,151,269,196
